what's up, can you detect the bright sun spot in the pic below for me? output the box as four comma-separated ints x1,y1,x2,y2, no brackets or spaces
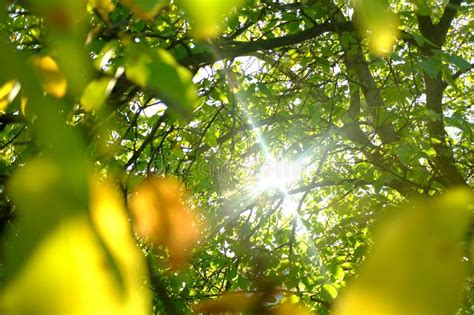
256,158,301,192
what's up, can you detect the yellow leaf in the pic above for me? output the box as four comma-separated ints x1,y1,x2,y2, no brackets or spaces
31,56,68,98
80,77,116,111
272,301,313,315
333,188,473,315
355,0,400,57
1,218,118,315
89,177,152,315
130,176,202,269
1,176,151,315
178,0,245,39
89,0,115,21
120,0,168,20
0,80,21,112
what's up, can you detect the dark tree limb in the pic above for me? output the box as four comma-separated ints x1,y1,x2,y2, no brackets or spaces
416,0,467,186
178,22,353,68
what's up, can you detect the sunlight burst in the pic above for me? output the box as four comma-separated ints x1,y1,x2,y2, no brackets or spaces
256,158,301,192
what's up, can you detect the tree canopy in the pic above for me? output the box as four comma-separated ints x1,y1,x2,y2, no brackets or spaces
0,0,473,314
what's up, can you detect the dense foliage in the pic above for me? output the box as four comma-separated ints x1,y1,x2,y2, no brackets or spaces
0,0,473,314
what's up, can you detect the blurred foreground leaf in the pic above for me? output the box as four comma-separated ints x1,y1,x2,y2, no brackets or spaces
1,176,151,315
272,301,312,315
355,0,400,57
120,0,168,20
178,0,245,39
130,176,202,269
333,188,473,315
30,56,67,98
193,291,312,314
193,291,259,313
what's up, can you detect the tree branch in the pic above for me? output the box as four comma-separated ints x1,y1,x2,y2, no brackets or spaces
178,22,353,68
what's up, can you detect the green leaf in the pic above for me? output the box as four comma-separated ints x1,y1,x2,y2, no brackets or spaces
394,143,418,164
322,283,338,300
80,77,116,112
420,58,440,78
354,0,400,57
411,34,425,46
119,0,168,20
447,55,471,72
334,266,345,280
125,44,198,117
237,275,247,289
445,113,473,138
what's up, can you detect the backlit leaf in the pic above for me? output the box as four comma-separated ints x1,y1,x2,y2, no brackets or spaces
125,45,197,117
80,77,116,111
322,283,338,299
0,80,20,112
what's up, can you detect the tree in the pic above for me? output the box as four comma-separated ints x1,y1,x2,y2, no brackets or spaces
0,0,472,314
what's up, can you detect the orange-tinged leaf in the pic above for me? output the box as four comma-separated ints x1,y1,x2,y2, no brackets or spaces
193,292,313,314
130,176,202,269
31,56,67,98
20,96,28,116
193,292,259,313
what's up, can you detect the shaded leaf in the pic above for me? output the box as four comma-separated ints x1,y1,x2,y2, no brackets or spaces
120,0,168,20
448,55,471,72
